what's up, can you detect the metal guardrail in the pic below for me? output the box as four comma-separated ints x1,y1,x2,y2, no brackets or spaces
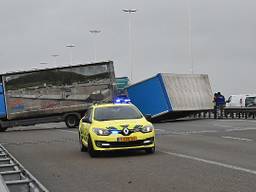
0,144,49,192
0,174,9,192
188,108,256,120
224,107,256,119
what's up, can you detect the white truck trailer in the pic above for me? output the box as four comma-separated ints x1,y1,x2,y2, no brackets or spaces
0,61,116,131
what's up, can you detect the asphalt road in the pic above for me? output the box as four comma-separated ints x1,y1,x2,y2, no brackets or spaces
0,119,256,192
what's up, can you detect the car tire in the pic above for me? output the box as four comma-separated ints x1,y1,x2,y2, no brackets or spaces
145,147,155,154
79,133,87,152
88,136,97,157
65,115,79,128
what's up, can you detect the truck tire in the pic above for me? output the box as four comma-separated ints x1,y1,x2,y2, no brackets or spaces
0,124,7,132
65,115,79,128
0,127,7,132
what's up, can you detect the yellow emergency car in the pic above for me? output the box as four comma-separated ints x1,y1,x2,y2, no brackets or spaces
78,103,155,157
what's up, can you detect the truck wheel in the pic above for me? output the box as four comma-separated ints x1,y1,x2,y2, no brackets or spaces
0,127,7,132
88,136,97,157
0,125,7,132
65,115,79,128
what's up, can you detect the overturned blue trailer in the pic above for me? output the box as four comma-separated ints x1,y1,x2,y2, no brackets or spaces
127,73,213,121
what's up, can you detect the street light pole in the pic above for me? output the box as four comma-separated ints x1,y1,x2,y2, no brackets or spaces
186,0,194,74
51,54,59,66
122,9,137,82
66,44,75,65
89,30,101,61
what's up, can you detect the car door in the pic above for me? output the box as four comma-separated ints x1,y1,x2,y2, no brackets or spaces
81,108,93,143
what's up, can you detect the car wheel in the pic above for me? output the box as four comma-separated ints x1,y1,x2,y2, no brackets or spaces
79,133,87,152
88,136,97,157
145,147,155,154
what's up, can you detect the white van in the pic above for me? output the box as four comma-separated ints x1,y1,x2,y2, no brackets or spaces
226,94,256,108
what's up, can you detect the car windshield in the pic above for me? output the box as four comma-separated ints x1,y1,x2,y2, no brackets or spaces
245,97,256,107
94,105,143,121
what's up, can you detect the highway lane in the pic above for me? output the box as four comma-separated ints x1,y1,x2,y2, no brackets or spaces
0,119,256,192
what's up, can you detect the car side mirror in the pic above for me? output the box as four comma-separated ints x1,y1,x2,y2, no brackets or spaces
144,114,152,121
82,118,91,124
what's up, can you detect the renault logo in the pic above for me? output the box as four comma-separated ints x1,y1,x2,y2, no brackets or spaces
123,128,129,135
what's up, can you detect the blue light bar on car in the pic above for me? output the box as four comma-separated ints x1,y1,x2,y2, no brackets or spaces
114,96,131,104
124,99,131,103
115,99,121,103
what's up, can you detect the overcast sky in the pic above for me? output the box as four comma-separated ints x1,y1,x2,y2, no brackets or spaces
0,0,256,96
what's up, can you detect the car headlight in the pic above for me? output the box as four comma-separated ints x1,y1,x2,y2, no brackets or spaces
141,125,154,133
92,128,111,136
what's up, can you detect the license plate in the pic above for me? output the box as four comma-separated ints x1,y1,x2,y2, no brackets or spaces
117,136,137,142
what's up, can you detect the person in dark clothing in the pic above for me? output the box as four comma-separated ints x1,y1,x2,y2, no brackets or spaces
215,92,226,118
213,93,218,119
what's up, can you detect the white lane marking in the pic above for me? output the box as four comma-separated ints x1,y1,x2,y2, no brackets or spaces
216,119,254,122
159,127,256,136
221,136,253,142
162,151,256,176
226,127,256,132
213,124,232,128
59,130,78,134
164,130,218,135
180,130,217,134
155,129,166,132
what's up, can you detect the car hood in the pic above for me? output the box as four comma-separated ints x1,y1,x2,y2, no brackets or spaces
93,118,150,130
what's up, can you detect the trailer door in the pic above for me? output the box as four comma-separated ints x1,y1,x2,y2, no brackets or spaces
0,84,6,118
